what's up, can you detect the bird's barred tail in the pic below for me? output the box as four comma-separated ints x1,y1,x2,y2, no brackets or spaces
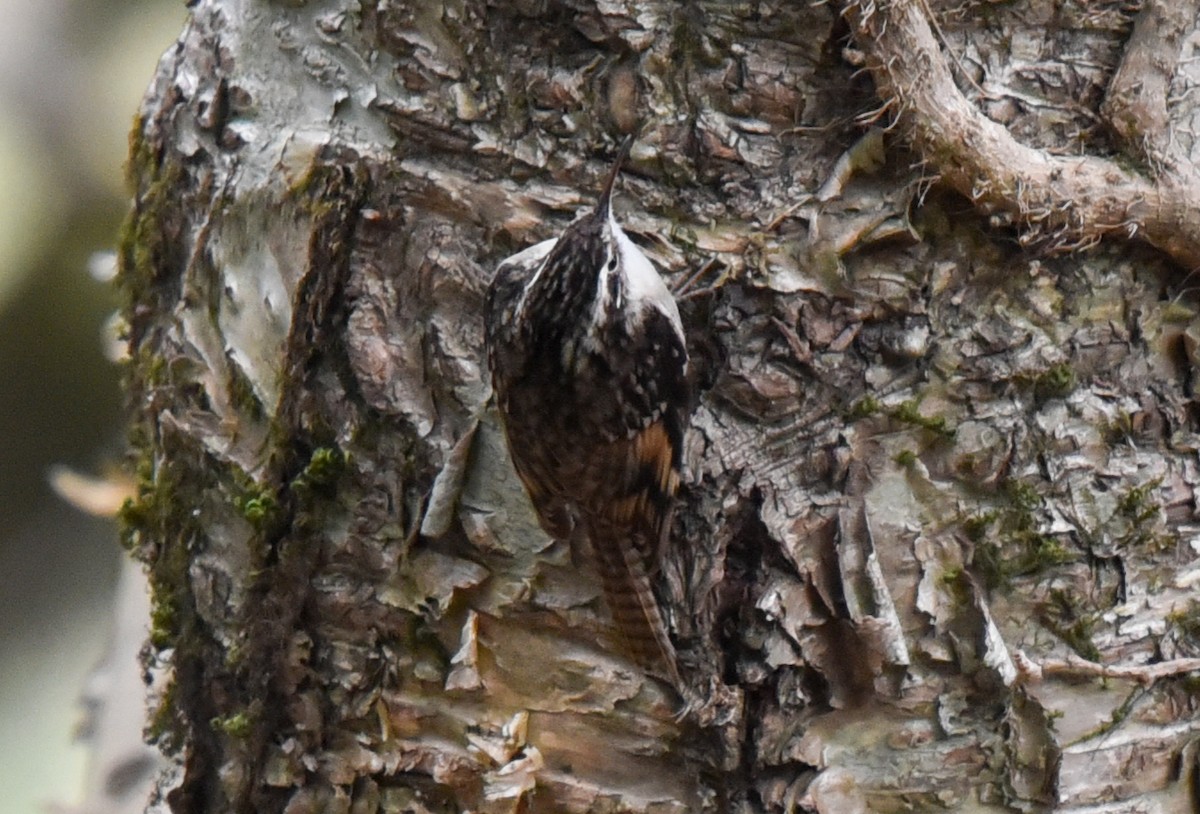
586,516,681,689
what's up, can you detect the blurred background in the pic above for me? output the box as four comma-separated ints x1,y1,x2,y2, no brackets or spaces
0,1,186,812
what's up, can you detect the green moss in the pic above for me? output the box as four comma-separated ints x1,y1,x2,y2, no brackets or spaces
138,349,170,388
848,394,881,419
966,478,1076,590
1111,478,1171,553
963,511,998,542
890,399,955,438
147,675,179,749
978,530,1073,592
1033,362,1076,401
1040,589,1101,661
1117,478,1162,522
1045,707,1064,726
1075,689,1139,743
891,399,922,424
286,159,372,229
227,361,265,422
117,119,186,313
237,491,279,529
894,449,918,467
1056,618,1100,661
293,446,345,494
1167,601,1200,644
1011,535,1073,575
973,540,1005,590
116,497,147,552
938,566,971,607
1066,477,1171,557
117,426,211,757
118,434,198,645
149,591,179,649
211,711,253,739
1108,694,1133,725
1098,410,1135,444
223,638,248,670
1003,478,1040,515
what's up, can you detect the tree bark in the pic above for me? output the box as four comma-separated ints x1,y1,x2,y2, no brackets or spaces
119,1,1200,812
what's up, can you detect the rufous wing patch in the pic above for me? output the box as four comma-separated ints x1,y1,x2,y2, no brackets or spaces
632,420,679,500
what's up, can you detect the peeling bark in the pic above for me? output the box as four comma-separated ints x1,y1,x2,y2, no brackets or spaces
120,1,1200,812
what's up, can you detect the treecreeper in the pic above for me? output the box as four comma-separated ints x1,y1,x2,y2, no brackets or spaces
484,136,690,694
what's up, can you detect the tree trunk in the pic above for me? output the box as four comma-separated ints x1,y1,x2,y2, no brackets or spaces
119,1,1200,811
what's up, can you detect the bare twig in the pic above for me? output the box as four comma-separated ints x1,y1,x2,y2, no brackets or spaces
672,257,719,297
840,0,1200,270
1015,650,1200,688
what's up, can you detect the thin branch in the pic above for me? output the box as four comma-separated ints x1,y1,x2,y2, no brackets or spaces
840,0,1200,270
1101,0,1198,172
1015,650,1200,688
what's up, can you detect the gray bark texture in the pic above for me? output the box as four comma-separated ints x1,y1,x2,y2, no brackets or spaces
118,0,1200,812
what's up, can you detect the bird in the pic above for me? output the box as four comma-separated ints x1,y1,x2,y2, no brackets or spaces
484,136,689,688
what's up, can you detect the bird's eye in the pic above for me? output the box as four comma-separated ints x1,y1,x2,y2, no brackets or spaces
607,256,618,271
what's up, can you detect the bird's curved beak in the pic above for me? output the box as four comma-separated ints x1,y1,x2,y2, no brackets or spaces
595,135,634,222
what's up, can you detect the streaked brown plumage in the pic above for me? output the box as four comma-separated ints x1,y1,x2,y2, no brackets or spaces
484,138,688,686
